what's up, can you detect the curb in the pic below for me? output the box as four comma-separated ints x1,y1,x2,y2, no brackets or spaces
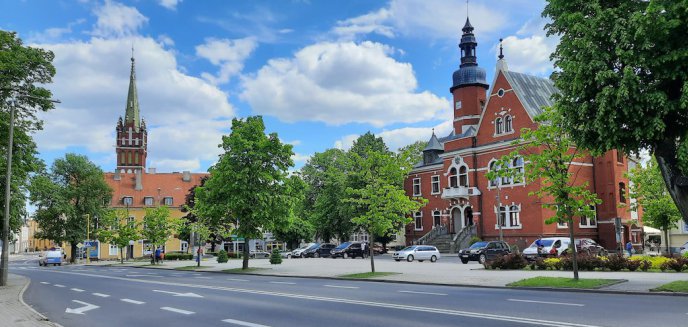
115,264,688,297
16,274,64,327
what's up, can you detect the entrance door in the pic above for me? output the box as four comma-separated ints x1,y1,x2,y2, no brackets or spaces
452,208,462,233
464,207,473,227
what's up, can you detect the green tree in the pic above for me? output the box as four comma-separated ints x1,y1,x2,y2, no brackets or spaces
543,0,688,223
195,116,293,270
29,153,112,263
396,140,427,172
96,209,140,264
141,206,180,264
1,30,56,247
301,149,352,242
508,106,600,280
628,159,682,254
271,174,313,249
346,135,426,273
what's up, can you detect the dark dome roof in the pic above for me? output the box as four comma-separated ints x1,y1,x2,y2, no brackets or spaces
451,66,488,91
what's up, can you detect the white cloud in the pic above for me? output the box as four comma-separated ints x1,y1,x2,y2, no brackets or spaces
33,36,235,172
241,41,449,127
498,19,557,75
92,0,148,37
292,152,311,164
333,0,507,40
159,0,182,11
334,121,453,152
28,19,86,43
196,37,258,84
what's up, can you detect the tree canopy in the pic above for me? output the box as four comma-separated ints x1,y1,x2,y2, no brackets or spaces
97,209,139,263
543,0,688,221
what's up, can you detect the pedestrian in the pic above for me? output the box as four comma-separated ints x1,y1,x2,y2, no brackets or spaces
155,247,161,264
535,236,544,256
625,241,633,257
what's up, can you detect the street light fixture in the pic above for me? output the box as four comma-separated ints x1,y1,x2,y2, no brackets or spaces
1,92,60,286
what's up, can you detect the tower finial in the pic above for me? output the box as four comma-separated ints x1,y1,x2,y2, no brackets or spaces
432,127,435,135
466,0,469,17
131,44,135,62
498,38,504,60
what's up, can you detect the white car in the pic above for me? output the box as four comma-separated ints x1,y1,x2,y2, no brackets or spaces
523,237,570,261
392,245,440,262
291,243,316,258
679,241,688,256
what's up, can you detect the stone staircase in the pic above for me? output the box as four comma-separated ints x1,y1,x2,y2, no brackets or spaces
429,234,454,253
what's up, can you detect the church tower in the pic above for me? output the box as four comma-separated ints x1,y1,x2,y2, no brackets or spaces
450,18,489,135
115,53,147,173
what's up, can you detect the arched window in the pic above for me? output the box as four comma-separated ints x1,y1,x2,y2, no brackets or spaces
414,211,423,230
504,115,513,132
511,156,524,183
449,167,458,188
495,118,504,134
433,211,441,226
459,165,468,187
489,161,498,187
619,182,627,203
509,205,520,227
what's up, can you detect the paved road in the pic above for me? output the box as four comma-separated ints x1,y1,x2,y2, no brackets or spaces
9,258,688,327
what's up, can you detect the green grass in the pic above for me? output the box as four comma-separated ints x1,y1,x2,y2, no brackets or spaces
508,277,623,289
221,267,270,274
339,272,400,279
651,281,688,293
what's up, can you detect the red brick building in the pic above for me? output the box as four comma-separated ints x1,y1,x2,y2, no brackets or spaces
404,18,641,252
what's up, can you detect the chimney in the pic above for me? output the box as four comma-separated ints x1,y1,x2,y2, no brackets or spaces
114,170,121,181
148,167,156,174
182,171,191,182
135,170,143,191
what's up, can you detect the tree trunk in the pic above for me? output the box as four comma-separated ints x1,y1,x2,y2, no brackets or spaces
70,243,77,263
369,234,375,273
655,143,688,224
242,239,250,270
664,229,671,256
567,218,579,280
120,248,124,264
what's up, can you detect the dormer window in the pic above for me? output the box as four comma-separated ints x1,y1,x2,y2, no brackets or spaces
144,196,154,206
122,196,133,206
163,196,174,206
495,117,504,134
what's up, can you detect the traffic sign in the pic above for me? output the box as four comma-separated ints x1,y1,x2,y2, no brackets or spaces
76,243,84,249
84,241,97,248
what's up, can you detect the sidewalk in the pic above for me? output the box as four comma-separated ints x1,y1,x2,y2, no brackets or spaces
0,274,61,327
86,254,688,294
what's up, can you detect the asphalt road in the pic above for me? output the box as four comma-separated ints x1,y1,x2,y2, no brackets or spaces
9,258,688,327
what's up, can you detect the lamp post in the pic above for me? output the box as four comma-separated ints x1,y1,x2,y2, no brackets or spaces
84,214,90,264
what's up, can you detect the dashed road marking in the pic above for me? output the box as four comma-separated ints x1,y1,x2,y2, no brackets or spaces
226,278,249,282
507,299,584,307
269,281,295,285
194,276,211,279
92,293,110,298
398,290,447,296
161,307,195,315
323,285,359,289
121,298,145,305
222,318,271,327
54,284,66,288
71,288,85,292
40,282,50,285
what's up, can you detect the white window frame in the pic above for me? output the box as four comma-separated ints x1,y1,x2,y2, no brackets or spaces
414,212,423,231
109,244,118,256
557,221,569,229
580,205,598,228
164,196,173,206
488,161,499,187
412,178,422,196
122,196,133,206
144,196,154,206
458,165,469,187
432,210,441,226
504,115,513,133
510,156,525,184
495,205,522,229
448,167,458,188
495,117,504,135
430,175,440,194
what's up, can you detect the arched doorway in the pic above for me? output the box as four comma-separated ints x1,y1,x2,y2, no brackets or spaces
464,207,473,227
451,207,461,234
451,205,474,234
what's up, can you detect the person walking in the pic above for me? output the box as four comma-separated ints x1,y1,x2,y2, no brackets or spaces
535,236,544,257
154,247,161,264
625,241,633,257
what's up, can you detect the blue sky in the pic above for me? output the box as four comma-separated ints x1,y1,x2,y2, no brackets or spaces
0,0,556,173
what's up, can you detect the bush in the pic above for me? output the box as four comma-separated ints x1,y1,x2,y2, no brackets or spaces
683,252,688,259
661,258,688,272
604,254,627,271
206,251,219,257
638,259,651,272
543,258,563,270
486,253,527,270
469,236,482,246
626,259,641,272
164,253,193,261
270,249,282,265
217,250,229,263
530,258,547,270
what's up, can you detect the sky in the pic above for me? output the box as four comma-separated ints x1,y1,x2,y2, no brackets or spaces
0,0,556,173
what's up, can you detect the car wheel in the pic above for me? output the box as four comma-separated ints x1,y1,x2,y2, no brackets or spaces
287,254,292,259
460,259,468,264
600,249,608,257
419,260,424,262
314,252,320,258
478,254,487,265
407,255,414,262
343,253,348,259
430,255,437,263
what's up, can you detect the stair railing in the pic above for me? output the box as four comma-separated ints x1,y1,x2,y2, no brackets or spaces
415,224,447,245
451,225,477,252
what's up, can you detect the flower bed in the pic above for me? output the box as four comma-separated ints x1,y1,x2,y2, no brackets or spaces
486,253,688,272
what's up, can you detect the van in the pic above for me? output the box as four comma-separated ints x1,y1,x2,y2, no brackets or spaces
522,237,570,261
39,250,63,266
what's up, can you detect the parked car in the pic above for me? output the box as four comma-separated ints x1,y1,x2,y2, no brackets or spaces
570,238,608,257
458,241,511,264
392,245,441,262
680,241,688,256
304,243,336,258
39,250,63,266
522,237,570,261
249,250,270,259
330,242,365,259
280,251,292,259
372,244,386,255
292,243,318,258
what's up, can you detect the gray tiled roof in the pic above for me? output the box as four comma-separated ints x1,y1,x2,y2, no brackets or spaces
503,71,557,118
423,133,443,151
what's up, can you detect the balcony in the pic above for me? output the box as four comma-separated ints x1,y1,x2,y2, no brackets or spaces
441,186,481,199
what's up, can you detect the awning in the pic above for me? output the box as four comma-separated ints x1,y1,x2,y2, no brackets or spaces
643,226,661,234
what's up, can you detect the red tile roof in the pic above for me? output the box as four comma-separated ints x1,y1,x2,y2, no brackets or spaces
104,171,208,208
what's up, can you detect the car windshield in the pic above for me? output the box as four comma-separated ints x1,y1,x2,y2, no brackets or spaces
400,246,417,251
469,242,488,249
308,244,320,249
529,239,555,247
335,242,351,250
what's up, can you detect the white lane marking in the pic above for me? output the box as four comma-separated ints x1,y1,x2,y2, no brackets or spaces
53,284,66,288
399,290,447,296
125,274,163,278
71,288,85,292
40,282,50,285
269,281,295,285
65,300,99,315
42,269,600,327
161,307,195,315
121,298,145,304
507,299,584,307
194,276,212,279
153,290,203,298
222,318,271,327
323,285,359,289
227,278,249,282
92,293,110,298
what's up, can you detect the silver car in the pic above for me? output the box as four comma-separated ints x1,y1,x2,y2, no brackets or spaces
392,245,440,262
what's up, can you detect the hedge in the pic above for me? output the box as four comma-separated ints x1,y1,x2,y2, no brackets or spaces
165,253,193,261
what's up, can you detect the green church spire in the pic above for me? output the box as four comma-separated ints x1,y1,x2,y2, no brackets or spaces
125,49,140,130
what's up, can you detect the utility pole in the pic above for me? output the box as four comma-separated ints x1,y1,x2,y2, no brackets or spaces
496,184,503,242
85,214,90,264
